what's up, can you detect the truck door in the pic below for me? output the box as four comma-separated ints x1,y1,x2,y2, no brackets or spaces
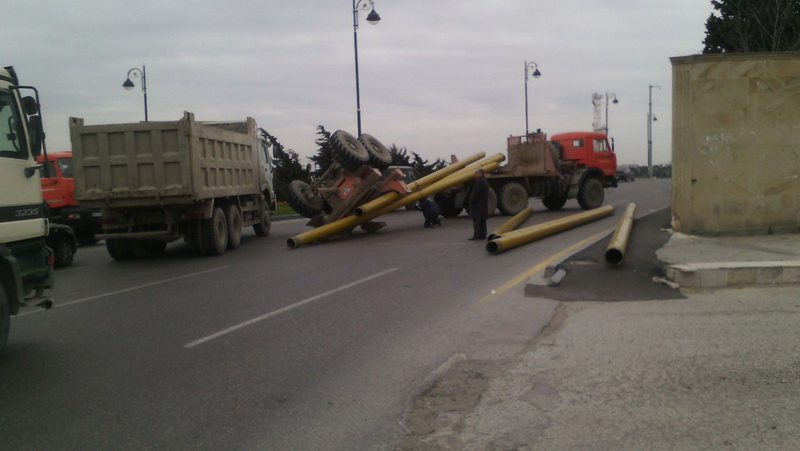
0,89,46,243
591,138,617,176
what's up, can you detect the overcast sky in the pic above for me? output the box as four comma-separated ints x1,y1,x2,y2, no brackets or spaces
6,0,713,166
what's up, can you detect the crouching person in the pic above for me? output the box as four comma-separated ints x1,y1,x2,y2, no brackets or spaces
417,197,442,228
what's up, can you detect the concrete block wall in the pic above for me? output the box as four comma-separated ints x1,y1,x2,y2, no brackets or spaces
670,52,800,235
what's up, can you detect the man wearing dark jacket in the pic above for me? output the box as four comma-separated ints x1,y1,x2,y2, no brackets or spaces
469,168,489,240
417,197,441,228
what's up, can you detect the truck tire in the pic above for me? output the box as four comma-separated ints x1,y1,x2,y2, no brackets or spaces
331,130,369,172
253,205,272,237
1,283,9,354
358,134,392,170
487,187,498,217
225,204,242,249
106,238,135,260
202,207,229,256
577,177,604,210
497,182,528,216
186,220,206,255
288,180,324,218
53,235,76,267
434,193,463,217
542,196,567,211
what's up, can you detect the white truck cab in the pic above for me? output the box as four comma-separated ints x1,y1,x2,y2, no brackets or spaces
0,66,54,353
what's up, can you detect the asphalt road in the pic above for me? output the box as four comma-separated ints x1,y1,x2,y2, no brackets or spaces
0,178,671,450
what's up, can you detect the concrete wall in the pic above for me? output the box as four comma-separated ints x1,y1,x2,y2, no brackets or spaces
671,52,800,235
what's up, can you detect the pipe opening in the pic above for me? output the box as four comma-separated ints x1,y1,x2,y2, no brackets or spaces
486,241,500,254
605,248,623,265
287,237,299,249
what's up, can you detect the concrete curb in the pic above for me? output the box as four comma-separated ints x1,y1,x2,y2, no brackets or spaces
666,261,800,288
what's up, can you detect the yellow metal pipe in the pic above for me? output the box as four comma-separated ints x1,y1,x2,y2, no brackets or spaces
487,206,533,241
288,160,502,248
354,151,485,217
605,203,636,265
486,205,614,254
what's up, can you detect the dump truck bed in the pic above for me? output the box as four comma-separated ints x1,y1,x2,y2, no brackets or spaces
71,112,261,208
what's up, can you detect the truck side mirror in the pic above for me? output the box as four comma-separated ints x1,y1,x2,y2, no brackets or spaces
22,96,39,116
28,115,43,158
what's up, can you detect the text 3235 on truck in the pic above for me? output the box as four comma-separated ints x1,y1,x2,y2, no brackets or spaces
434,131,618,217
71,112,277,259
0,66,54,353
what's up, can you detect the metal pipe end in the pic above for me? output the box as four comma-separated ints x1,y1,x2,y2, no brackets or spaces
605,248,624,265
353,207,366,217
287,237,300,249
486,234,497,241
486,241,500,254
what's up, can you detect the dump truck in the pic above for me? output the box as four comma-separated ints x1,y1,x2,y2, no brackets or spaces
70,112,277,259
434,130,617,217
0,66,54,353
287,130,411,231
38,151,102,245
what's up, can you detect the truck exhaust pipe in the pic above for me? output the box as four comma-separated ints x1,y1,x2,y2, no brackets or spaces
354,151,492,217
604,203,636,265
487,206,533,241
288,157,504,248
486,205,614,254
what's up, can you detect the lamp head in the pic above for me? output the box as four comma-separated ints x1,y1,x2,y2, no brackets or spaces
123,78,135,90
612,98,619,104
366,9,381,24
532,68,541,78
653,115,658,122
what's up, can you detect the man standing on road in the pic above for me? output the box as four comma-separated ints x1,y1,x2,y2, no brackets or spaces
469,168,489,240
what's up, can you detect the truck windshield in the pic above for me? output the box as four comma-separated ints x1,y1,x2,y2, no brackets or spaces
58,157,74,177
0,90,28,159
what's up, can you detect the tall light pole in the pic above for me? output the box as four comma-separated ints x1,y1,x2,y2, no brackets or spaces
352,0,381,137
524,61,541,136
122,65,148,121
604,92,618,135
647,84,661,178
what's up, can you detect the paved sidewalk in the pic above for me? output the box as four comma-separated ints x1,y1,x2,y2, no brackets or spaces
396,208,800,450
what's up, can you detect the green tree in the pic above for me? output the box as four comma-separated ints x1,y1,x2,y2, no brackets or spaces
309,125,334,177
260,129,311,202
703,0,800,53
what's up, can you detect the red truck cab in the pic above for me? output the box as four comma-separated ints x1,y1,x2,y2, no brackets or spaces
38,152,101,245
550,131,617,181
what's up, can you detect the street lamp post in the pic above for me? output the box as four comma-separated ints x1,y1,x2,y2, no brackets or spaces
524,61,541,136
604,92,618,135
352,0,380,136
122,65,148,121
647,84,661,178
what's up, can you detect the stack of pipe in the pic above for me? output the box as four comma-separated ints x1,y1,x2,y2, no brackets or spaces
486,205,615,254
287,153,506,248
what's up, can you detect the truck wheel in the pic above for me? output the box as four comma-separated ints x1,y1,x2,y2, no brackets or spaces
226,205,242,249
498,182,528,216
358,134,392,170
53,235,76,267
288,180,324,218
331,130,369,172
434,193,463,217
187,220,206,255
201,207,229,256
577,177,605,210
542,196,567,211
1,283,9,353
487,187,498,217
253,205,272,237
106,238,135,260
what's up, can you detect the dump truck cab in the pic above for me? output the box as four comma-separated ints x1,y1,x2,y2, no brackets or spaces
0,66,54,352
550,131,617,183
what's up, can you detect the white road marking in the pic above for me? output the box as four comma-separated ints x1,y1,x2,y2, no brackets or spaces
184,267,400,348
17,266,230,316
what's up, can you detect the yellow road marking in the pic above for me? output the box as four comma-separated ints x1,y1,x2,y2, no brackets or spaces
478,227,614,304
